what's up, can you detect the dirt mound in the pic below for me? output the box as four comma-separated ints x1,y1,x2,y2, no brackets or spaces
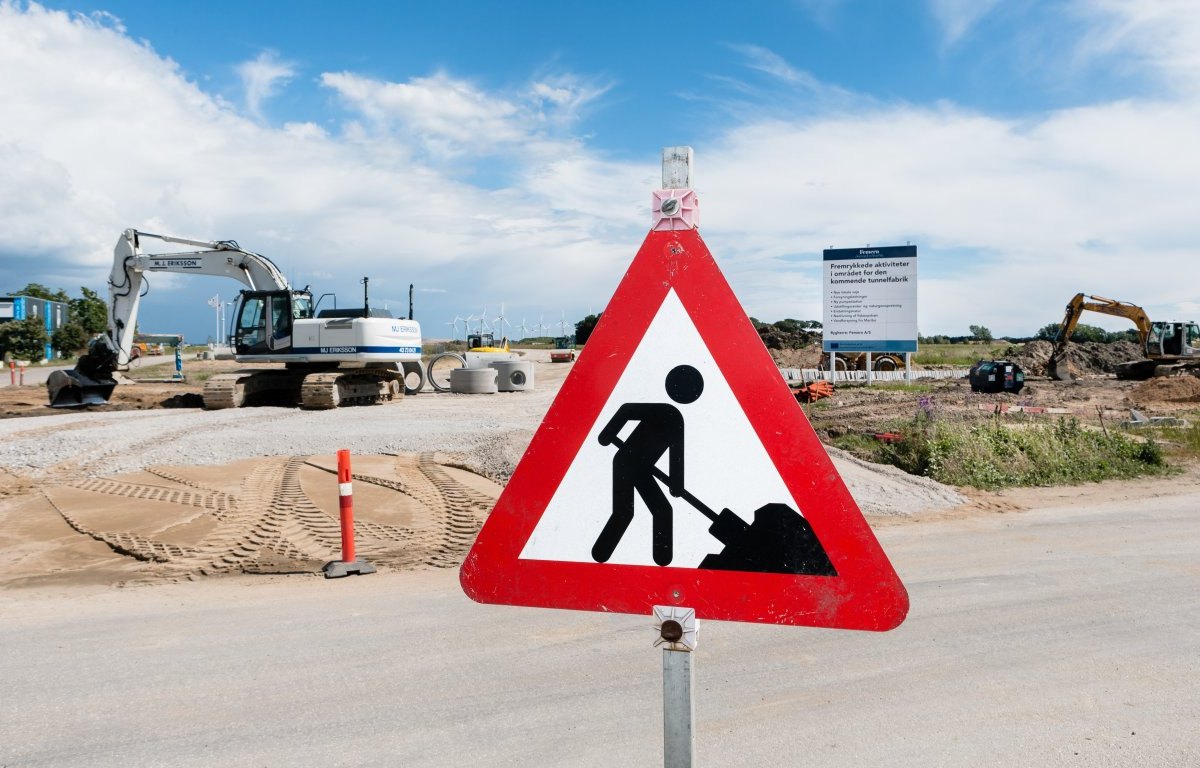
162,392,204,408
1128,375,1200,403
770,343,823,369
1008,339,1143,376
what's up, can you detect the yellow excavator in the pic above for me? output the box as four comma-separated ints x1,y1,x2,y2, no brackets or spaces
1047,293,1200,380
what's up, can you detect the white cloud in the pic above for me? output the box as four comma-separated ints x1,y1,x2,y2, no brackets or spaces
320,69,609,158
1070,0,1200,93
927,0,1002,46
237,50,295,121
0,3,642,339
699,94,1200,334
321,70,525,152
2,0,1200,343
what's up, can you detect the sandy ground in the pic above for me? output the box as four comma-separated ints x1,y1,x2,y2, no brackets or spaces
2,349,1198,590
2,349,1198,765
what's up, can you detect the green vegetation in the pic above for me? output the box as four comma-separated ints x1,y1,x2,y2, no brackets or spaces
912,343,1011,366
51,323,90,355
830,417,1171,490
4,283,109,359
0,318,49,362
1034,322,1137,344
1153,420,1200,456
575,314,601,344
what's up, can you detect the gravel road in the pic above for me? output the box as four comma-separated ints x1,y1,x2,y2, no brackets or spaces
0,351,964,516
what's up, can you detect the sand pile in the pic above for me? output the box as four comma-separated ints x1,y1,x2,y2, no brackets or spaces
1129,375,1200,403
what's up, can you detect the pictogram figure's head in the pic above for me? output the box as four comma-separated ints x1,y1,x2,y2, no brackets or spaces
665,364,703,404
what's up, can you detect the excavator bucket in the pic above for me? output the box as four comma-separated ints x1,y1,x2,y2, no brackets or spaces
1047,351,1079,381
46,368,116,407
46,335,121,408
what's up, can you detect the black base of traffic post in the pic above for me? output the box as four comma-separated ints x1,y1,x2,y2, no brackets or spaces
322,560,377,579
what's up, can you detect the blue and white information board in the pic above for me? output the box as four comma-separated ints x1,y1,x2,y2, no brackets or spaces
822,246,918,353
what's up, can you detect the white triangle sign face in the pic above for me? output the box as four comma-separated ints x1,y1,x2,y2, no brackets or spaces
521,288,801,569
461,228,908,629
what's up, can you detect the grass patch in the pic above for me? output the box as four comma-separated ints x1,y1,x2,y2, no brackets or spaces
913,343,1010,366
831,417,1172,490
1146,419,1200,458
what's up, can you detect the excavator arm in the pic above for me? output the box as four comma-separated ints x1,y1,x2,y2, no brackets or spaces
1048,293,1152,380
108,229,291,364
48,228,293,407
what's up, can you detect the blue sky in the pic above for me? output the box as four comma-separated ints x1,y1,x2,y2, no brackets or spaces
2,0,1198,346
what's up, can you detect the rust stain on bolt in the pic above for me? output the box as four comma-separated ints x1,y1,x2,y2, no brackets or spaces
660,619,684,642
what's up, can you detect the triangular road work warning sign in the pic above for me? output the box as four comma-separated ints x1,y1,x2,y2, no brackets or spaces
461,227,908,630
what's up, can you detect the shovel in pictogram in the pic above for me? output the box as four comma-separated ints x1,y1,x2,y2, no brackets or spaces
607,436,836,576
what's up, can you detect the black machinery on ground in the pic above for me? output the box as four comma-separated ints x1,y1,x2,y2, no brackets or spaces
969,360,1025,394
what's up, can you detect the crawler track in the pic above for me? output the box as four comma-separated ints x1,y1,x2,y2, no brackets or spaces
34,452,499,581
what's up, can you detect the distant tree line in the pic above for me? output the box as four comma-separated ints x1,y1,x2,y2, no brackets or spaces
573,311,1139,350
573,313,825,350
920,322,1138,345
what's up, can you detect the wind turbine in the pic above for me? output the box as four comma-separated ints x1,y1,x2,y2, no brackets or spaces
559,310,570,337
518,318,531,340
492,303,511,342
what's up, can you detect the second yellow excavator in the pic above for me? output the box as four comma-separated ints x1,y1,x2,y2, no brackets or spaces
1047,293,1200,380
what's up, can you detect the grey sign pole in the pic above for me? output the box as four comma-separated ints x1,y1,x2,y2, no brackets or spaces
655,605,698,768
655,148,698,767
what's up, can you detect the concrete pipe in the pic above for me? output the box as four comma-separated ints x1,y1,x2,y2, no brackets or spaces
449,366,498,394
490,360,534,392
402,361,426,395
427,352,467,392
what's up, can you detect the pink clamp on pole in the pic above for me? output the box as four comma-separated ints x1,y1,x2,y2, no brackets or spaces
322,449,377,578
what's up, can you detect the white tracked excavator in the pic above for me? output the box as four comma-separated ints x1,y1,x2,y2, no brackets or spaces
47,229,425,409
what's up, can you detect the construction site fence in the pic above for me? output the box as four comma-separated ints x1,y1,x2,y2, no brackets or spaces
780,368,967,384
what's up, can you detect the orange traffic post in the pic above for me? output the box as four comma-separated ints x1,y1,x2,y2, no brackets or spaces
338,449,356,562
322,449,376,579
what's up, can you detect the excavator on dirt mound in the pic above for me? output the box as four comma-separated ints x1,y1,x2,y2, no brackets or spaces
1047,293,1200,381
47,229,425,409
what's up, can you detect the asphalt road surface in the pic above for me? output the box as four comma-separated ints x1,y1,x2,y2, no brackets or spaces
2,491,1197,767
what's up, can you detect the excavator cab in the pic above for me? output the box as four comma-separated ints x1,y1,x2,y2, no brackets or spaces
233,289,313,355
1147,321,1200,358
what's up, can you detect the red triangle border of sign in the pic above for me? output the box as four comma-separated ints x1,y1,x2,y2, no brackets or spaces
460,228,908,630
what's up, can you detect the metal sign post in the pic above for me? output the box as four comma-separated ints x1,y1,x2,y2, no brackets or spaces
655,606,698,767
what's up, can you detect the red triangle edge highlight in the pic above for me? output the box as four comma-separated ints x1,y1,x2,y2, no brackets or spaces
460,228,908,630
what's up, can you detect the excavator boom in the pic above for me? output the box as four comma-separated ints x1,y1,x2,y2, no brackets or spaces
1048,293,1153,380
48,228,424,409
